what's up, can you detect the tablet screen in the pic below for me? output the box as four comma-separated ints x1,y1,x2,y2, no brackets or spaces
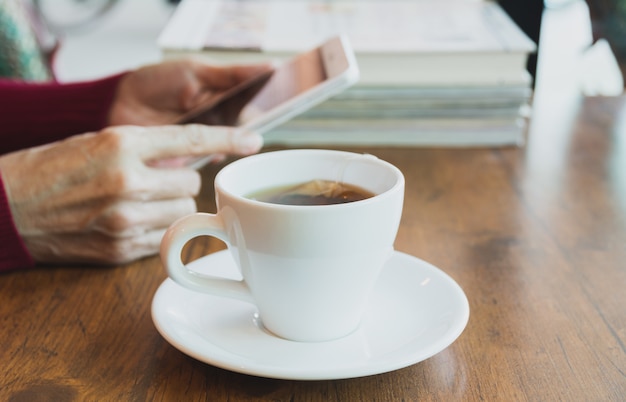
238,35,353,130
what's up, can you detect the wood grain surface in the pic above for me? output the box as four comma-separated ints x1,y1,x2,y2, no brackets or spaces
1,96,625,401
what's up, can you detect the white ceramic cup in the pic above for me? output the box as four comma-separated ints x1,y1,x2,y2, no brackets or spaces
160,149,404,342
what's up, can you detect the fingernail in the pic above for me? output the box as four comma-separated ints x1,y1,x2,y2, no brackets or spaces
233,129,263,153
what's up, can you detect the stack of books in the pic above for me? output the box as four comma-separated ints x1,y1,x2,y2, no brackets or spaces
158,0,537,147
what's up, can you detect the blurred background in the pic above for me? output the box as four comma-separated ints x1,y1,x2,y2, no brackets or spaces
51,0,177,82
49,0,624,97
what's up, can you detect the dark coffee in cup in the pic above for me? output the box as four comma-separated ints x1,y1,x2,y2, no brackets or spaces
247,179,374,206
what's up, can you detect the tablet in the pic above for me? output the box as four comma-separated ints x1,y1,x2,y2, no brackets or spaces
180,35,359,169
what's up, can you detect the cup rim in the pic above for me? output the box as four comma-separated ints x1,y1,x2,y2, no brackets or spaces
214,149,405,209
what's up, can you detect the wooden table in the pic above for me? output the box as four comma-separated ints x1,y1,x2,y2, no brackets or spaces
1,95,625,401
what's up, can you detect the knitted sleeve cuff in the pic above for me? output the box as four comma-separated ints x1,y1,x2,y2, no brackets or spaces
0,72,126,154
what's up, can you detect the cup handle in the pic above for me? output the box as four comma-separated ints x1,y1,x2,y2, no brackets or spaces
160,212,253,303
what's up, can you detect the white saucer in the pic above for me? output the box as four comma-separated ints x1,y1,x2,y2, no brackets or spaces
151,250,469,380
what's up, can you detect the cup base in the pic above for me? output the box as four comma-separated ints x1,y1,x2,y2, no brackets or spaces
252,311,362,343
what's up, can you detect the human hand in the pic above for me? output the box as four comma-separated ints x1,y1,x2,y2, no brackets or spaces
0,124,262,265
108,58,273,126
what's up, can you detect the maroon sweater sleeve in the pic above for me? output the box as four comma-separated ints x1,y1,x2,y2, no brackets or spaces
0,73,125,154
0,173,33,271
0,74,126,271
